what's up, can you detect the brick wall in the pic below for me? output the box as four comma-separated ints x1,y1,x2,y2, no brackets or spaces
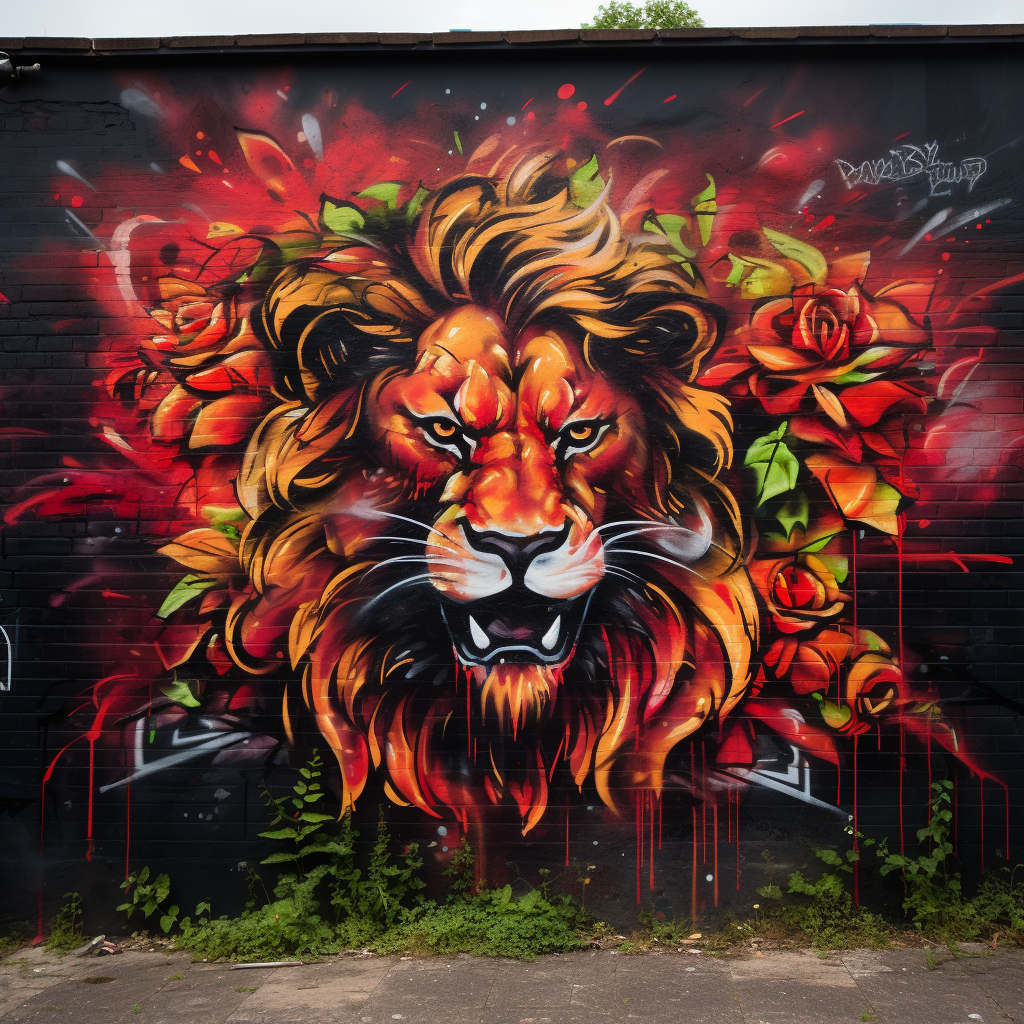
1,37,1022,933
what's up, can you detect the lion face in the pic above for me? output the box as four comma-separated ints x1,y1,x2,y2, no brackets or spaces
220,153,759,828
364,304,654,734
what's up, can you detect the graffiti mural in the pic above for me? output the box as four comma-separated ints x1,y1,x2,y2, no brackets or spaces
1,51,1022,924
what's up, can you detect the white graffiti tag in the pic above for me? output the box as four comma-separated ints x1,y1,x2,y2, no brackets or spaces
835,142,987,197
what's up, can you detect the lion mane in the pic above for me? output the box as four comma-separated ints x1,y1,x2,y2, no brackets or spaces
175,148,758,833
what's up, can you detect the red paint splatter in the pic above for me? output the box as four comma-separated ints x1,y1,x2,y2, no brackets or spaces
391,81,411,98
526,111,536,122
179,155,201,173
557,83,575,100
71,196,83,208
812,215,835,232
663,94,677,104
893,131,910,141
0,291,8,303
576,101,588,111
521,97,533,110
604,68,645,107
743,85,766,107
770,110,806,130
208,149,222,165
53,193,60,201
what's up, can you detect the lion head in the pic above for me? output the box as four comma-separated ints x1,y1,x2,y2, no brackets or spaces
222,149,757,832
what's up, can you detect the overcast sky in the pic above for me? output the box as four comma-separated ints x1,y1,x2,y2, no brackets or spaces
4,0,1022,36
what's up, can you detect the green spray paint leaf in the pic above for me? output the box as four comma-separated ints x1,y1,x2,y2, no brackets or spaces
822,701,853,729
799,532,841,554
817,553,849,584
744,422,799,506
203,505,246,526
319,195,366,234
405,185,429,222
775,490,809,539
569,154,605,209
159,678,201,709
357,182,402,210
157,575,217,619
453,130,463,155
692,173,716,246
763,227,828,285
643,211,697,259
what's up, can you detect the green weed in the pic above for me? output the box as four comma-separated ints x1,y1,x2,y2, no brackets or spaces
46,893,84,953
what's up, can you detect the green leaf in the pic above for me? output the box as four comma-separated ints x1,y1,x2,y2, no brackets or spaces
299,768,311,779
357,182,402,210
453,130,463,155
643,211,696,259
203,505,246,526
261,852,303,864
569,154,605,209
775,491,809,539
259,827,299,840
157,575,217,619
832,370,878,385
724,254,747,287
821,701,853,728
816,553,849,583
744,423,799,506
159,678,201,709
763,227,828,285
692,173,716,245
299,812,335,822
195,901,211,916
405,185,429,222
319,195,366,234
799,532,841,554
159,907,178,933
816,848,844,867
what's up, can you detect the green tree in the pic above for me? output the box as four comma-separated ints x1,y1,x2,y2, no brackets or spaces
583,0,704,29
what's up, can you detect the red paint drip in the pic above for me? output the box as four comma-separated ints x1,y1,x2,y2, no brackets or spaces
466,665,472,757
727,789,732,843
770,110,805,130
853,734,859,905
691,805,698,921
893,131,910,141
635,792,643,904
663,94,677,103
735,791,741,890
391,80,411,98
743,85,766,107
521,97,533,110
812,215,836,232
658,793,662,850
851,529,859,636
604,68,645,106
125,784,131,879
897,516,905,855
713,802,719,907
649,791,655,891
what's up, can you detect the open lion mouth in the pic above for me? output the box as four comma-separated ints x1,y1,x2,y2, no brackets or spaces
439,587,594,666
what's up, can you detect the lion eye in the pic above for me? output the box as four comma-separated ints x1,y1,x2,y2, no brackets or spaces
429,419,457,439
557,419,608,457
419,417,475,460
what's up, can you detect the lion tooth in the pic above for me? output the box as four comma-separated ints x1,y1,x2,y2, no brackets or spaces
541,616,561,651
469,615,490,650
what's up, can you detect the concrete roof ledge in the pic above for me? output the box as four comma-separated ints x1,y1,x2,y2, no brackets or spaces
580,29,657,41
2,25,1022,54
433,31,505,44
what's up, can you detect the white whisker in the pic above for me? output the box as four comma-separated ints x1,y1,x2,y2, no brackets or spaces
361,573,436,610
606,549,706,579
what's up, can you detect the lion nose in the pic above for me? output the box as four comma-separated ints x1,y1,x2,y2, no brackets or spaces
462,522,570,579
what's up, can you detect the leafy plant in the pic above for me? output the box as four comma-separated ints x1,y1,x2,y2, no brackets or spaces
45,892,84,952
583,0,703,29
118,868,179,933
780,830,892,950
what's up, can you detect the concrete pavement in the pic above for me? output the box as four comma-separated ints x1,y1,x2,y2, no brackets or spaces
2,943,1022,1024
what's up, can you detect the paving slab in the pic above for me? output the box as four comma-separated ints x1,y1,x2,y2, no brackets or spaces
4,945,1024,1024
